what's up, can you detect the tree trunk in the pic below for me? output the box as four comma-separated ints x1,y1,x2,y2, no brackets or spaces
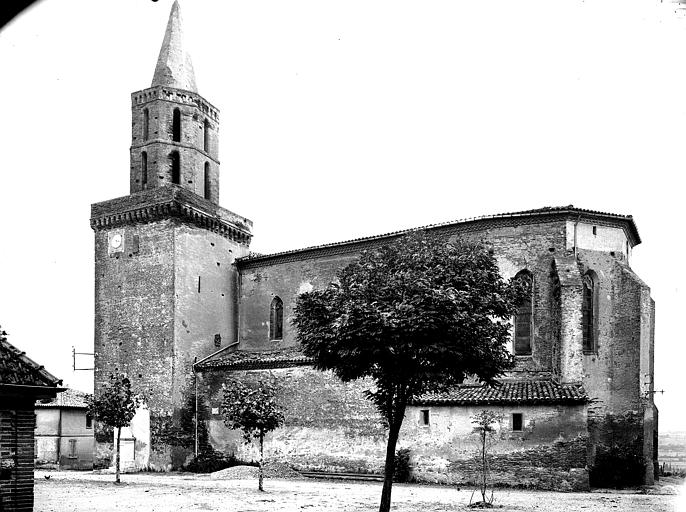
481,430,486,502
258,433,264,492
379,413,404,512
115,427,121,484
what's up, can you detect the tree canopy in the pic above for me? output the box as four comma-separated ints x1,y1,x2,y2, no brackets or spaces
292,231,522,512
221,379,284,491
87,373,141,483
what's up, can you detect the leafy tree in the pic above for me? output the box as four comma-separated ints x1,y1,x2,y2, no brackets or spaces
292,232,520,512
221,379,284,491
87,373,141,483
470,410,503,508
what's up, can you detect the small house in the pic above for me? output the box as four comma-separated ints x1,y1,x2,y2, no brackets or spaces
35,388,94,470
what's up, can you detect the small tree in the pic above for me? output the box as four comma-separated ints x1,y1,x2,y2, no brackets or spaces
293,232,521,512
87,373,141,483
221,379,284,491
470,410,502,508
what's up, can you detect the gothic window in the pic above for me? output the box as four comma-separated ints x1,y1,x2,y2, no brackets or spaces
143,108,149,140
513,270,533,356
203,119,210,152
270,296,283,341
170,151,180,184
582,271,597,352
141,151,148,189
172,108,181,142
204,162,211,200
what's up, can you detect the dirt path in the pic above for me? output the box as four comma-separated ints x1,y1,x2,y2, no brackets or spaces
33,471,682,512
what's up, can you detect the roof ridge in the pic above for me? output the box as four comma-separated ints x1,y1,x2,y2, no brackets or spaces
238,205,640,264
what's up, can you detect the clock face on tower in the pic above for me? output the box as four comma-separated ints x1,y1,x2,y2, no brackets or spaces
108,231,124,254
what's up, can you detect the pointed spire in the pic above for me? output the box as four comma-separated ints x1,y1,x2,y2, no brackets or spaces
151,1,198,92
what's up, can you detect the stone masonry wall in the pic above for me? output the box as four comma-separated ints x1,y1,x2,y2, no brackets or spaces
403,403,588,490
238,220,569,377
199,367,388,474
199,367,588,489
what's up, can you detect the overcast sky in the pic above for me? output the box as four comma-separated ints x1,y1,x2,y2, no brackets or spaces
0,0,684,431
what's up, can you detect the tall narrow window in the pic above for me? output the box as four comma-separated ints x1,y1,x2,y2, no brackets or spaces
141,151,148,190
170,151,180,184
204,162,211,200
143,108,149,140
513,270,533,355
203,119,210,152
172,108,181,142
270,296,283,340
582,271,597,352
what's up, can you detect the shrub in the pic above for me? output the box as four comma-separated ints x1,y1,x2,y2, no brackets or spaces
183,450,258,474
393,448,412,483
590,445,645,488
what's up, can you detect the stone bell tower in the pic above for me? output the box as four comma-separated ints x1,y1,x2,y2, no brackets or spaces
130,0,219,202
90,1,252,468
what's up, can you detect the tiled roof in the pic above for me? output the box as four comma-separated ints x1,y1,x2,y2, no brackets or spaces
35,388,89,409
196,346,313,371
0,333,62,388
413,380,587,406
237,205,640,267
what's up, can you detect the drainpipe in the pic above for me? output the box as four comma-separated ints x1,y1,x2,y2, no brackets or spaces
194,357,198,459
56,407,62,469
573,215,581,259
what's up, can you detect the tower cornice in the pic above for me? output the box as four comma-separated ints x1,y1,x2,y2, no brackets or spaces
91,186,252,246
131,86,219,122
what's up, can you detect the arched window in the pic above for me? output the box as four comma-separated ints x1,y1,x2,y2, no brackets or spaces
582,271,597,352
143,108,149,140
141,151,148,190
170,151,180,184
513,270,533,356
204,162,211,200
203,119,210,153
172,108,181,142
270,297,283,341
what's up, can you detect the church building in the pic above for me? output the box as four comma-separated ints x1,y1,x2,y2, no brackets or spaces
91,2,657,489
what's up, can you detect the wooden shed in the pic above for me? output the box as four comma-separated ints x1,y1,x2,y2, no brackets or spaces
1,329,62,512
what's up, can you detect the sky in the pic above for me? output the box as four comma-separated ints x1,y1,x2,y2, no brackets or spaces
0,0,684,431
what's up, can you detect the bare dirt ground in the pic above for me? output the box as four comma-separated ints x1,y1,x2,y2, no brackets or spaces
34,470,683,512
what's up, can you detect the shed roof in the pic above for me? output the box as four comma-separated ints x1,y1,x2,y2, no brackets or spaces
35,388,89,409
0,333,62,389
413,380,587,406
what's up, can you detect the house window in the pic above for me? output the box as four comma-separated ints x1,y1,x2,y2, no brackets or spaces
143,108,149,140
204,162,211,200
68,439,77,458
512,413,523,432
513,270,533,355
141,151,148,190
172,108,181,142
270,297,283,340
170,151,180,184
86,414,92,429
582,271,597,352
214,334,221,348
420,409,430,426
